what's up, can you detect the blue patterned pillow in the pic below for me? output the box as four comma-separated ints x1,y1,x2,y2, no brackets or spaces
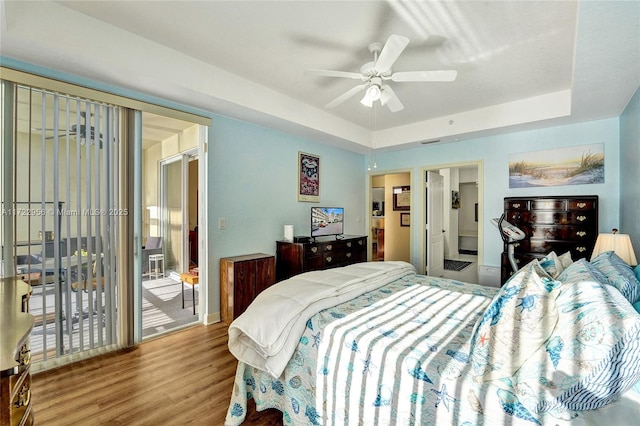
591,251,640,304
556,258,608,286
539,251,565,278
469,260,561,381
512,278,640,415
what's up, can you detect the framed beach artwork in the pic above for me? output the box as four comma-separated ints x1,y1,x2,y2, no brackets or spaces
298,151,320,202
509,143,604,188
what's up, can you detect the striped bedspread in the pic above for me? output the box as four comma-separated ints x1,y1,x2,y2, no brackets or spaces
225,272,602,425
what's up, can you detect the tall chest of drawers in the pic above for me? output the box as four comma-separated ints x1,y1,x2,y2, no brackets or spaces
501,195,598,284
1,278,34,426
276,235,367,282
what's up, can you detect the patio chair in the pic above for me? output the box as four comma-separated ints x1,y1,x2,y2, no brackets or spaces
142,236,163,275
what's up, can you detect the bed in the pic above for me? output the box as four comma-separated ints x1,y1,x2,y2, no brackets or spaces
225,254,640,425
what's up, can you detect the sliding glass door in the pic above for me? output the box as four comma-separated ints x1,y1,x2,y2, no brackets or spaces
1,82,121,365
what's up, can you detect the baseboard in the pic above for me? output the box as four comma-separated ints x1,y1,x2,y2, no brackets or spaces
478,265,501,287
204,311,221,325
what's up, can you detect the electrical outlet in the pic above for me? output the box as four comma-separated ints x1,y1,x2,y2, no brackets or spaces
219,217,226,230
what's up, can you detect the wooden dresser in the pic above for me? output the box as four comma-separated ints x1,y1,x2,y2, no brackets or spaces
220,253,275,324
276,235,367,282
1,278,34,426
501,195,598,284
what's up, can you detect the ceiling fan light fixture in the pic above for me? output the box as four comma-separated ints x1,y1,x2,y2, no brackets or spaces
367,84,381,101
360,90,374,107
379,88,392,106
361,83,382,107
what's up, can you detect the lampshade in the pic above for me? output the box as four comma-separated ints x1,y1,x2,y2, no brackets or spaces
590,229,637,265
360,84,381,107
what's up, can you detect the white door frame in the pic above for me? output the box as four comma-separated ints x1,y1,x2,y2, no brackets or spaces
418,161,484,275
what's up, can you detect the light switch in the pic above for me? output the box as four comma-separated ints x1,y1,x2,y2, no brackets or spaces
219,217,226,230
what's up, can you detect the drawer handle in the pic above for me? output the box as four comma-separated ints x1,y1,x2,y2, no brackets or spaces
576,231,587,237
326,256,332,263
358,240,364,246
18,344,30,366
326,244,332,251
14,385,31,408
513,203,520,208
577,215,587,222
346,242,352,248
577,246,587,252
515,259,521,264
577,202,587,208
311,247,318,254
346,253,352,258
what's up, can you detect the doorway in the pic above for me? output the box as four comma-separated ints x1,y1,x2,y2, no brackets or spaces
368,172,411,263
421,162,482,283
139,112,204,339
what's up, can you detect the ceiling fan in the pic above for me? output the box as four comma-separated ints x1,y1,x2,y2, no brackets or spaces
307,35,457,112
34,112,104,148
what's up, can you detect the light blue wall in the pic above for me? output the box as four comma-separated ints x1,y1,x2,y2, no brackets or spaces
620,86,640,251
375,118,621,268
208,115,366,312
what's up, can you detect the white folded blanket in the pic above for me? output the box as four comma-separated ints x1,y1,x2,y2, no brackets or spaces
227,261,416,378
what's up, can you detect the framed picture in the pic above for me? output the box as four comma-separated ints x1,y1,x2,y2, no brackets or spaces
298,152,320,202
400,212,410,227
509,143,604,188
452,190,460,209
393,185,410,211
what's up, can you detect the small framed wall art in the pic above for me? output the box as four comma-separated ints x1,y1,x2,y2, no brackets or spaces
393,186,410,211
400,212,410,227
298,151,320,202
452,190,460,209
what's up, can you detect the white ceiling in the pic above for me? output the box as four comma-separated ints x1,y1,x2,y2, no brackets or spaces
1,1,638,153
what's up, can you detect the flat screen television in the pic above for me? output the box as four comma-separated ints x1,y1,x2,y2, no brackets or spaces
311,207,344,238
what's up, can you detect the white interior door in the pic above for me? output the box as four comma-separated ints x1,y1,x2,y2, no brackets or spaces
426,171,445,276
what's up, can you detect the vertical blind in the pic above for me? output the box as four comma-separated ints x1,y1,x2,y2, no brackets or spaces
12,85,120,364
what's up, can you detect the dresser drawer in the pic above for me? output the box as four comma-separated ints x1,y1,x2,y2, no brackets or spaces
305,244,322,256
523,225,597,241
515,211,596,225
515,239,581,255
9,373,31,425
504,200,531,211
567,199,597,211
531,199,566,210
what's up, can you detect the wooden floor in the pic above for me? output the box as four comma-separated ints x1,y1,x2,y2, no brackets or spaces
32,323,283,425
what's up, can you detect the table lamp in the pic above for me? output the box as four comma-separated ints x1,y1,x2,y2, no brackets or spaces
590,228,637,266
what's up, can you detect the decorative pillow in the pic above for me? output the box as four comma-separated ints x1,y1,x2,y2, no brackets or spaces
512,278,640,414
556,258,608,287
634,301,640,314
635,264,640,284
558,251,573,269
590,251,640,304
469,260,561,381
540,251,565,278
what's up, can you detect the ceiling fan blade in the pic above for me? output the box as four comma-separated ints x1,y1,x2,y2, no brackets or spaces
380,85,404,112
325,84,367,109
306,69,364,80
391,70,458,82
374,35,410,74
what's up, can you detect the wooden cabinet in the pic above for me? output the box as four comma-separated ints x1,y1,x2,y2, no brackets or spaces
276,235,368,282
220,253,275,324
1,278,34,426
501,195,598,284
